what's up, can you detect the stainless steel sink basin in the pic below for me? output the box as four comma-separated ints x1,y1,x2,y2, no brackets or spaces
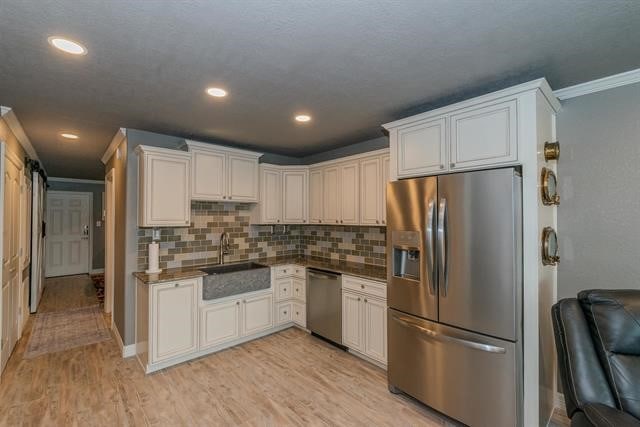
201,262,271,300
200,262,267,275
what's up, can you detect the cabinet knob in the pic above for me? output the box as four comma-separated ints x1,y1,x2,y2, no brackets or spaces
357,297,361,301
440,164,445,169
361,285,365,289
319,220,322,223
303,220,306,223
223,196,226,199
277,220,280,223
284,311,287,315
229,196,232,200
284,288,287,292
336,220,339,224
376,220,379,224
174,283,179,287
243,299,247,303
450,163,455,168
284,269,287,273
296,311,299,315
236,301,240,305
364,298,368,303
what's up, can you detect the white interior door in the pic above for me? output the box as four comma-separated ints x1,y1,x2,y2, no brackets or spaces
45,191,91,277
105,170,115,314
1,146,22,373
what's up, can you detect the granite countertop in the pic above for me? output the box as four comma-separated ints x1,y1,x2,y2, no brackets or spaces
257,255,387,282
133,267,208,285
135,256,386,285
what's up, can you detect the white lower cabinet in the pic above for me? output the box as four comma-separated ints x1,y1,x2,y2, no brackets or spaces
272,265,307,328
276,302,293,325
291,302,306,328
150,279,199,364
342,275,387,366
242,293,274,335
200,299,241,349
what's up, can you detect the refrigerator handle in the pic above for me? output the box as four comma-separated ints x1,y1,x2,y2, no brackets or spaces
438,198,448,296
425,200,437,295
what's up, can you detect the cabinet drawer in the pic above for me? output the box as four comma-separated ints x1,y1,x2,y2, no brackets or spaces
292,278,306,302
343,276,386,299
276,302,292,325
292,302,306,328
274,264,305,279
275,278,292,301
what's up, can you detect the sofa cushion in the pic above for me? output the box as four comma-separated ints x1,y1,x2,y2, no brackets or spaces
579,290,640,420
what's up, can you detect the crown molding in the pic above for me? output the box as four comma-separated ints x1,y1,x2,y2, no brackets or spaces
101,128,127,164
553,68,640,100
48,177,105,185
0,106,42,165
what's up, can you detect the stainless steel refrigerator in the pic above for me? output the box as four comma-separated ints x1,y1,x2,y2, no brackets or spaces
387,167,522,427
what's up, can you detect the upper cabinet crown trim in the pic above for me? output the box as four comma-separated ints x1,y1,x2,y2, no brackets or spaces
135,144,192,158
309,148,390,169
184,139,263,159
382,78,559,131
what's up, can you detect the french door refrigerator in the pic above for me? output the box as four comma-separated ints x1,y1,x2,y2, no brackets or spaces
386,167,522,427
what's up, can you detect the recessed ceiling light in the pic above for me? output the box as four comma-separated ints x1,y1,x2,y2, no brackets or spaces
295,114,312,123
60,133,79,140
48,36,87,55
206,87,228,98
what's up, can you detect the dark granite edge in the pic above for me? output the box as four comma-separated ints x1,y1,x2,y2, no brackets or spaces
134,256,387,285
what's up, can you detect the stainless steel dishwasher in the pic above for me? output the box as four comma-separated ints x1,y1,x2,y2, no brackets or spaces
307,268,343,345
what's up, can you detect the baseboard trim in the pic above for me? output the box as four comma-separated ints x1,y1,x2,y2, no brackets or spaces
111,322,135,358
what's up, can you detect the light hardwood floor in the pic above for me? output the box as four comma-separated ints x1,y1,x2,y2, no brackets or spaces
0,275,571,426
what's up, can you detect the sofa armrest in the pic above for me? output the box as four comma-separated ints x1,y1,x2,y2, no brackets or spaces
580,403,640,427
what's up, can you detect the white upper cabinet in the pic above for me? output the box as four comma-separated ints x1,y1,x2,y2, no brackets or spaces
393,118,446,178
191,148,226,201
185,140,262,202
323,166,340,224
449,99,517,170
360,157,381,225
339,161,359,225
309,168,323,224
381,154,390,225
259,166,282,224
136,145,191,227
282,170,308,224
228,155,259,201
255,165,308,224
383,83,541,179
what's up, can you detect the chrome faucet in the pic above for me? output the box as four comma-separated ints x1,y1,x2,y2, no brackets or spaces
219,232,230,264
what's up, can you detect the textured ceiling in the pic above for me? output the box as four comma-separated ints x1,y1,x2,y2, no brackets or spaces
1,0,639,179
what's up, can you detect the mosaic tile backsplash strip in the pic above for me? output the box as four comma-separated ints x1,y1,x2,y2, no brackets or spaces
137,201,387,271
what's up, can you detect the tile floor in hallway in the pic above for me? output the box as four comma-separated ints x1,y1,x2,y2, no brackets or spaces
0,275,571,426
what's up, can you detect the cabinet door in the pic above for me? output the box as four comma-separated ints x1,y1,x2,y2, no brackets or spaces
359,157,381,225
363,297,387,364
228,155,259,202
191,149,226,201
200,299,241,349
381,155,390,226
450,99,517,170
260,168,282,223
275,278,292,301
339,162,359,225
394,118,446,178
342,291,364,352
282,170,308,224
292,302,306,328
323,166,340,224
242,293,273,335
151,280,199,363
276,302,292,325
142,153,191,227
292,277,306,302
309,169,324,224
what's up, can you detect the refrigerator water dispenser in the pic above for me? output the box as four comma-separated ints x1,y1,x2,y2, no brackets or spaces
391,231,421,280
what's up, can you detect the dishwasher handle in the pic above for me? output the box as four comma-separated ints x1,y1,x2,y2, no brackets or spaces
307,269,341,281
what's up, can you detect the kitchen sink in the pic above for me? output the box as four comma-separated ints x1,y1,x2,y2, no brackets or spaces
201,262,270,300
200,262,267,275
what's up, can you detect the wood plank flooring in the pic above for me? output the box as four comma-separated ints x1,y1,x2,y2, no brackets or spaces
0,275,572,426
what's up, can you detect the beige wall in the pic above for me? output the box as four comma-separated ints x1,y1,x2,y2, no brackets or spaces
105,137,128,341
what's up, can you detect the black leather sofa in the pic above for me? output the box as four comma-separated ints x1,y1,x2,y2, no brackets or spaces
552,290,640,426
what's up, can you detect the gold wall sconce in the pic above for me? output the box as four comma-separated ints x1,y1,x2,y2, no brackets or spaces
541,167,560,206
544,141,560,161
541,227,560,266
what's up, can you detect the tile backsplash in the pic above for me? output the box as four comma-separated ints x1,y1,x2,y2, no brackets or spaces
137,201,387,271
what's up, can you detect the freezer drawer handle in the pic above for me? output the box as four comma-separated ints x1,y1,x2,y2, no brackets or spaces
426,199,437,295
393,314,506,354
